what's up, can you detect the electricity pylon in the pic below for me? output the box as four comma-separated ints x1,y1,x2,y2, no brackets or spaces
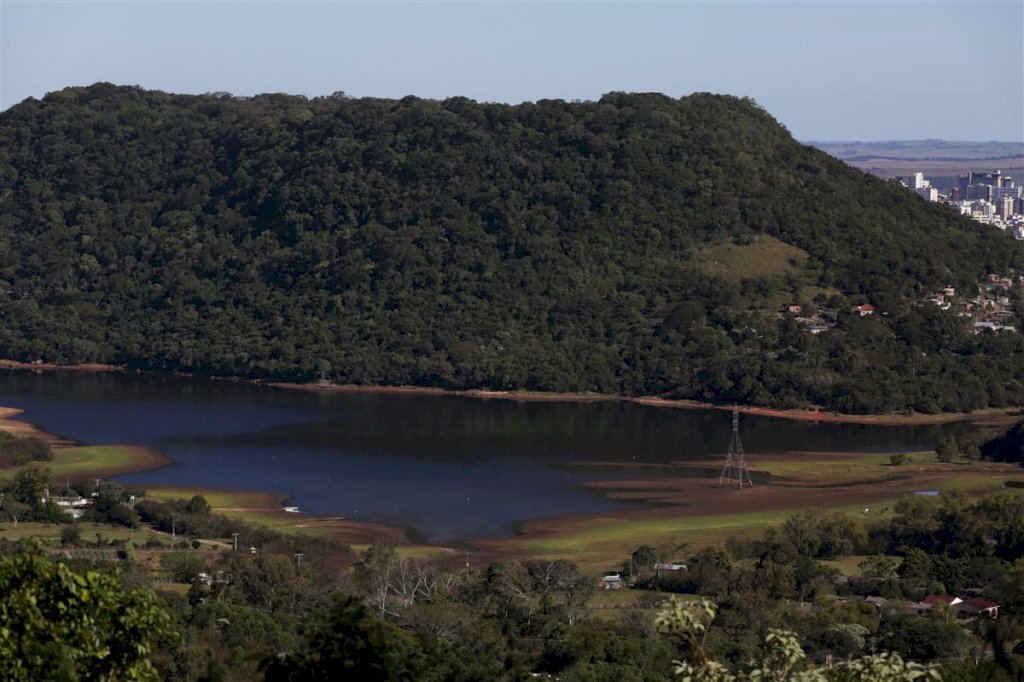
716,409,753,489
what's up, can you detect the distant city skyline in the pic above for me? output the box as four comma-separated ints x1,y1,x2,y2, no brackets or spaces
1,1,1022,141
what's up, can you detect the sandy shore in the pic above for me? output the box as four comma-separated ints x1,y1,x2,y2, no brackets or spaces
0,406,77,447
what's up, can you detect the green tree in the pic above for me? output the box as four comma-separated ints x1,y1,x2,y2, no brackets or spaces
631,544,660,576
936,437,959,463
11,462,51,508
261,595,424,681
186,494,211,514
0,549,177,681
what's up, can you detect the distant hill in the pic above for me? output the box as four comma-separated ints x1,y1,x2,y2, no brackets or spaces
0,84,1022,413
809,140,1024,188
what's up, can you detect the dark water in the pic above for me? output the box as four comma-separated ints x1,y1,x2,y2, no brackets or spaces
0,371,969,542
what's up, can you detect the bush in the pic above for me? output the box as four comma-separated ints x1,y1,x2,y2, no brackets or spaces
890,453,909,466
60,524,81,547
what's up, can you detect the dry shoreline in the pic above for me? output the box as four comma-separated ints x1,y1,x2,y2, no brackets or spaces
3,360,1020,426
270,381,1024,427
0,406,78,447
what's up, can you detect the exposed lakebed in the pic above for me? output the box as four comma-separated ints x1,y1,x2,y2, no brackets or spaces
0,371,970,542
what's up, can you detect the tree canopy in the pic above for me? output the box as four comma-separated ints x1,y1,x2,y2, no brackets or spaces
0,549,176,681
1,84,1021,412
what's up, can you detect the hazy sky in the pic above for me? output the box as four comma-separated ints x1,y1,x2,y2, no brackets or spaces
1,1,1022,141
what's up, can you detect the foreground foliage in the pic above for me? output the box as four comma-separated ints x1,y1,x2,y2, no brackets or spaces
0,549,176,681
655,597,939,681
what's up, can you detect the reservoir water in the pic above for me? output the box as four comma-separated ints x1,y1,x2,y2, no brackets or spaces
0,371,968,542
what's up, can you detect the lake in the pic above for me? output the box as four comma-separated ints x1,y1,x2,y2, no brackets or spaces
0,371,968,542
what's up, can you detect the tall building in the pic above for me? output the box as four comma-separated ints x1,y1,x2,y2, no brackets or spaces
992,185,1021,204
899,172,927,189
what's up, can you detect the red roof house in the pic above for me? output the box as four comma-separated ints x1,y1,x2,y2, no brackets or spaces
957,597,999,619
853,304,876,316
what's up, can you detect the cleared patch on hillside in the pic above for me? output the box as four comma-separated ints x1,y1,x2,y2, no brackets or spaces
698,235,808,285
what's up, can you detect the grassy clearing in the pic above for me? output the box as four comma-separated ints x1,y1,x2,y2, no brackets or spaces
517,509,790,566
753,452,915,479
698,235,807,285
821,554,904,578
506,501,902,571
152,583,191,597
47,445,168,479
349,544,459,560
142,486,282,509
0,521,165,545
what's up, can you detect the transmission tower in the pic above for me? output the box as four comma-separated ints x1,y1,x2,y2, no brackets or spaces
716,409,753,489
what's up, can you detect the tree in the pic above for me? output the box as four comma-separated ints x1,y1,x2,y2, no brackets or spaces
980,422,1024,465
962,444,980,463
186,494,211,514
60,523,82,547
631,544,660,576
11,462,51,508
655,597,941,681
261,595,424,681
936,437,959,463
0,549,177,681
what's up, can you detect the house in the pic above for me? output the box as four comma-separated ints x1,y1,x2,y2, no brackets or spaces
910,594,961,615
864,596,889,610
807,325,829,335
942,287,956,298
853,304,876,316
597,574,624,590
987,274,1002,284
957,597,999,619
972,321,1017,334
653,563,687,576
785,305,802,315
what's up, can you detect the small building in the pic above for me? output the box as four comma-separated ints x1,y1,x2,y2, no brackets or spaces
910,594,962,615
864,596,889,610
597,573,624,590
653,563,687,576
957,597,999,619
785,305,802,315
853,304,876,316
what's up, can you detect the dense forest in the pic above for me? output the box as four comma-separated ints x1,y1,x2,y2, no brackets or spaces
1,84,1022,413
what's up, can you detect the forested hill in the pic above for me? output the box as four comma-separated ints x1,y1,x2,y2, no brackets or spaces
1,84,1022,413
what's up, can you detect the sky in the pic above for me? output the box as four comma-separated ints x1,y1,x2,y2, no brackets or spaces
1,1,1022,141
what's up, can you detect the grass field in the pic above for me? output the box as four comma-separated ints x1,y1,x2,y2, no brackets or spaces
46,444,170,480
0,520,166,545
698,235,808,285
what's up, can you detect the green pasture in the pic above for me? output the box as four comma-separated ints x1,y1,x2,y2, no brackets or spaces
48,445,159,478
142,486,278,509
752,451,919,478
0,520,165,545
513,502,899,570
698,235,807,285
